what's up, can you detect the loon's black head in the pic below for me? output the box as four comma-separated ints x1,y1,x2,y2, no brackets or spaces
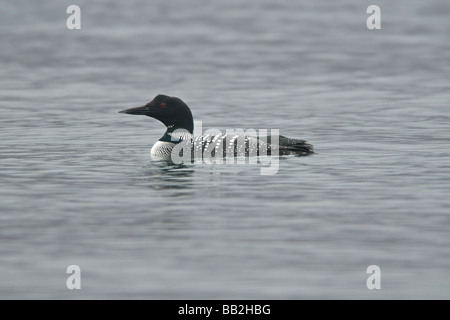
119,94,194,134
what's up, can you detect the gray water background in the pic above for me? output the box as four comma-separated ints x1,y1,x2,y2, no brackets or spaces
0,0,449,299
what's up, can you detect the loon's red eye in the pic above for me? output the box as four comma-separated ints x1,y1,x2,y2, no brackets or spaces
161,103,166,108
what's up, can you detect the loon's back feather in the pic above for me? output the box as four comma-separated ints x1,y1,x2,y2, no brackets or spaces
157,132,314,158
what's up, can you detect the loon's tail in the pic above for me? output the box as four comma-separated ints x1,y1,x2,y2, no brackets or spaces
272,135,314,156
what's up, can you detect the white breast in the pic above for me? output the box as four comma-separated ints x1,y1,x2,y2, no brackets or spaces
151,141,175,156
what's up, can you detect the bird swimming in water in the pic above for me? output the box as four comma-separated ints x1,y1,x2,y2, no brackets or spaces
119,94,314,160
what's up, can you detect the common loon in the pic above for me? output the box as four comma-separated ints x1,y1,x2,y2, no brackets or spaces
119,94,314,159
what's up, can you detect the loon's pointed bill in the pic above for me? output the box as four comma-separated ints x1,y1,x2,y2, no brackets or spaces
119,94,314,158
119,105,148,115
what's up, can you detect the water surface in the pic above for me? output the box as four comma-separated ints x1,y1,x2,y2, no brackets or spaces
1,0,449,299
